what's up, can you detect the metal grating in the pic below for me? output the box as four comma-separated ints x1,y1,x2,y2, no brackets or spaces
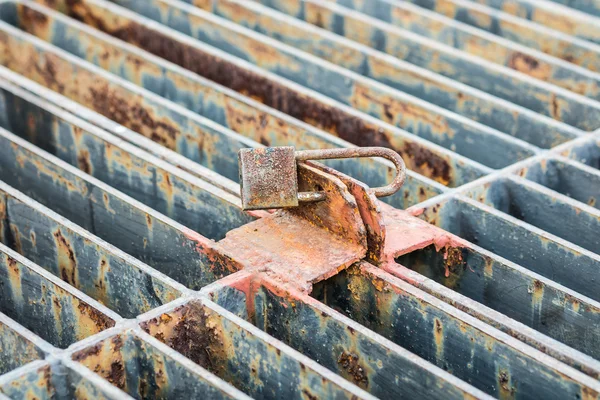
0,0,598,398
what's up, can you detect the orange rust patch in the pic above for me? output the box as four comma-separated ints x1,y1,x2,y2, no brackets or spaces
141,302,228,375
53,229,78,286
508,52,552,81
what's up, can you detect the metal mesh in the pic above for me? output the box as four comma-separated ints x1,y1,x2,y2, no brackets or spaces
0,0,599,398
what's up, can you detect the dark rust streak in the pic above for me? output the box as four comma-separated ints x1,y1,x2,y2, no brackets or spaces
53,229,77,285
405,142,451,184
337,351,368,387
18,5,49,28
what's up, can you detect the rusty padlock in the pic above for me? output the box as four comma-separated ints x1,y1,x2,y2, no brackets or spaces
238,146,406,210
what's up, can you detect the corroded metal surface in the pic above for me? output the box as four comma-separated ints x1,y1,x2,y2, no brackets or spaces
0,0,600,398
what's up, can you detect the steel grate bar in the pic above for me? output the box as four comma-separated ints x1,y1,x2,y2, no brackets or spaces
456,0,600,44
93,0,540,170
0,78,254,240
137,292,380,399
515,156,600,209
463,176,600,255
206,274,492,399
399,0,600,72
311,262,600,397
0,0,444,208
0,314,45,375
0,243,119,348
0,360,137,399
0,128,245,290
207,0,583,149
17,0,491,187
414,195,600,303
0,179,185,318
257,0,600,131
0,0,599,398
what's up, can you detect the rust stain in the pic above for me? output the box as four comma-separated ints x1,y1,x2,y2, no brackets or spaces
582,387,600,400
228,274,259,322
6,256,23,301
75,300,115,338
141,302,227,375
94,257,110,306
403,142,451,185
337,351,369,388
52,229,78,286
87,84,179,150
442,247,465,278
9,224,23,254
498,369,517,400
529,279,545,320
351,83,450,137
433,317,444,361
191,0,212,10
73,335,126,389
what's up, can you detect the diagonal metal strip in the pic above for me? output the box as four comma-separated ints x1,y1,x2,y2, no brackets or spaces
66,0,543,170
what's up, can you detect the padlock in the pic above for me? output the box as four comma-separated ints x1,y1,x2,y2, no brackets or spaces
238,146,406,210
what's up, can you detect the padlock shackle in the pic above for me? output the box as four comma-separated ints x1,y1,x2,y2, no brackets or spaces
295,147,406,198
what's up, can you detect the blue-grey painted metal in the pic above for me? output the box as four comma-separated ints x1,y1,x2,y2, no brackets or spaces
208,0,583,149
0,0,600,398
457,0,600,44
12,0,492,188
254,0,600,131
0,179,184,318
399,0,600,73
309,0,600,101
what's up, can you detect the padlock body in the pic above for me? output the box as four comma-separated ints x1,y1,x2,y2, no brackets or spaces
239,147,299,210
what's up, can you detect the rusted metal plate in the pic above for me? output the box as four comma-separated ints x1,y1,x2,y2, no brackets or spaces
219,162,367,292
